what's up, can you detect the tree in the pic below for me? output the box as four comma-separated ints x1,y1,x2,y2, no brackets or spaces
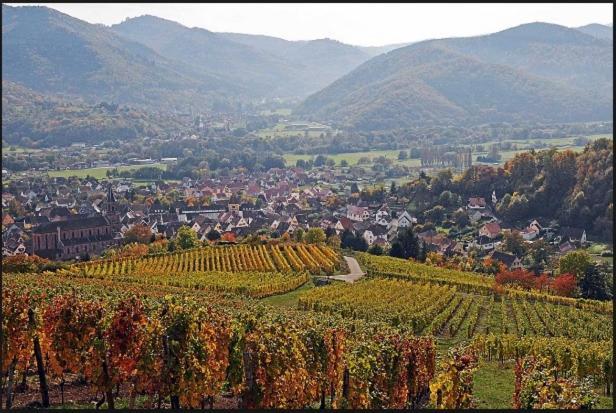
551,274,577,297
340,229,355,249
206,230,221,242
354,236,368,252
559,251,592,278
503,231,527,257
314,155,328,167
327,234,341,249
452,210,470,228
398,150,408,160
579,264,612,300
340,160,349,167
423,206,445,224
350,183,360,194
528,240,550,272
304,228,326,244
293,228,305,243
124,224,153,244
176,226,199,250
389,227,421,260
324,227,336,239
368,244,384,255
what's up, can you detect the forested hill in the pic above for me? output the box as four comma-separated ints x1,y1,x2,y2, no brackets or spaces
575,23,613,41
296,23,613,131
1,5,245,113
2,81,187,147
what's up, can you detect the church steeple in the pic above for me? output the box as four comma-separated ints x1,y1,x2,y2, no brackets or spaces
106,184,117,214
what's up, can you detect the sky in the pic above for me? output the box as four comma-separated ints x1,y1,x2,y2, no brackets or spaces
11,3,614,46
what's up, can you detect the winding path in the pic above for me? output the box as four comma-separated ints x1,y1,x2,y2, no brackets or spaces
326,256,365,283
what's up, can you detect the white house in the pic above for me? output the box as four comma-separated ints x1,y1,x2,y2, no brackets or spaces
397,211,416,228
362,226,388,246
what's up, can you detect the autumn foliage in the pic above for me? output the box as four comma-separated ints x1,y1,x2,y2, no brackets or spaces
124,224,153,244
495,269,577,297
2,254,50,272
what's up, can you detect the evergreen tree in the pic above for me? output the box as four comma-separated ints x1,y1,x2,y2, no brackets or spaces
389,227,421,259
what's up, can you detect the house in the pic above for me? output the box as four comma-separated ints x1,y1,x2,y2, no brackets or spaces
559,241,576,254
490,251,523,270
23,215,50,230
560,227,587,245
335,216,355,234
2,213,15,226
32,216,117,260
479,222,501,239
528,220,542,233
520,227,539,241
397,211,415,228
2,236,27,256
467,197,486,210
362,225,388,246
48,206,74,222
346,205,370,222
471,235,497,251
375,205,390,221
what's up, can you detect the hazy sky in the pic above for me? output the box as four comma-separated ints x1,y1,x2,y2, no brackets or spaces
12,3,613,46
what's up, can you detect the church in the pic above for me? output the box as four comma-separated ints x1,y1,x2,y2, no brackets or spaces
32,184,120,260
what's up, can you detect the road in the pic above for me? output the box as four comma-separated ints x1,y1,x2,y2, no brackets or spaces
326,256,365,283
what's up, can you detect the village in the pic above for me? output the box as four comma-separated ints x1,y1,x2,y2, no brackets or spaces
2,162,605,277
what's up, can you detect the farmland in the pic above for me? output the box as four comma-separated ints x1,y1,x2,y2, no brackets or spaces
4,244,612,409
283,134,612,168
46,163,167,179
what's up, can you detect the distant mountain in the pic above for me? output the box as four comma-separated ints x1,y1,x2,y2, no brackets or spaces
114,16,374,98
2,5,378,110
296,23,613,130
2,5,241,112
575,23,613,41
219,32,374,93
359,42,415,56
112,16,308,98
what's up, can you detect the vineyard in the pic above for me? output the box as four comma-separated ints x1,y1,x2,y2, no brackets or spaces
72,244,340,276
2,245,613,409
298,278,613,342
67,269,310,299
356,253,613,314
3,273,436,409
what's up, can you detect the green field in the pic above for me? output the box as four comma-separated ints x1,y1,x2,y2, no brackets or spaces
259,108,293,116
284,149,422,167
473,134,612,165
283,134,612,168
46,163,167,179
256,121,335,139
2,145,42,153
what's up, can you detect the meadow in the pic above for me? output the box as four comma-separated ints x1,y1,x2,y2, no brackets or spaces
46,163,167,179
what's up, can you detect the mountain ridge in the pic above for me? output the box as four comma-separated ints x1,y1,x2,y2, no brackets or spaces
296,22,613,130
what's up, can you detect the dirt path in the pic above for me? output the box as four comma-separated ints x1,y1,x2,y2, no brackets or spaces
326,256,365,283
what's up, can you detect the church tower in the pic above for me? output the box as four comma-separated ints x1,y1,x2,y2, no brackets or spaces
106,184,118,214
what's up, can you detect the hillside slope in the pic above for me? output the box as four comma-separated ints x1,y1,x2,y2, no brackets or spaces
114,17,375,98
296,23,613,130
575,23,613,41
2,5,240,111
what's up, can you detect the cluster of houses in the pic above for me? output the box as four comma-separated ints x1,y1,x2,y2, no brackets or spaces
459,196,589,269
2,171,592,271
